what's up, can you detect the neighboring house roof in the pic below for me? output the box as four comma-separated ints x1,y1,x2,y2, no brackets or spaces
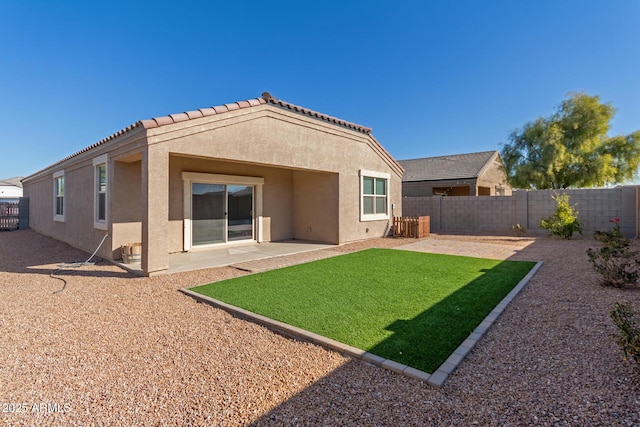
0,177,24,188
0,176,23,200
56,92,373,166
398,151,501,182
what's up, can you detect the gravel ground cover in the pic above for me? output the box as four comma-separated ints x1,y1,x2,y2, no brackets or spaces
1,229,639,426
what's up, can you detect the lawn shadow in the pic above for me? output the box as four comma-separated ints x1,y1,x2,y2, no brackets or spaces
367,260,539,375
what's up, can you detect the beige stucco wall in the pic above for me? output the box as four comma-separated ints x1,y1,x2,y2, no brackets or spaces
477,158,512,196
150,106,398,175
22,156,114,260
151,105,403,245
168,156,302,252
111,160,142,259
23,127,148,262
292,170,339,243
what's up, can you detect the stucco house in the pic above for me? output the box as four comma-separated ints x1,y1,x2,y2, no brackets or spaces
399,151,511,197
22,93,403,276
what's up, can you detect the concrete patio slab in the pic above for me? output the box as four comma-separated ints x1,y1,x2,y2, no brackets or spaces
168,241,334,274
113,240,335,275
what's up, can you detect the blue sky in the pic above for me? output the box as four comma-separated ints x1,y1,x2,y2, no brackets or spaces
1,1,639,179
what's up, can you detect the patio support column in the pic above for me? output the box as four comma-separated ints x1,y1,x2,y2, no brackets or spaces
141,145,169,276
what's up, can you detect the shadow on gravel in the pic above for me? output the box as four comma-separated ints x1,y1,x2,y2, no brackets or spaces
0,229,133,279
246,238,570,426
249,359,432,426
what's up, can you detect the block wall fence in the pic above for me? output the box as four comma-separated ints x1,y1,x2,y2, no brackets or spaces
402,186,640,237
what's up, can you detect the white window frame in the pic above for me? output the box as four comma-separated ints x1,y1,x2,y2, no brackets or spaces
359,169,390,221
53,170,65,222
93,154,108,230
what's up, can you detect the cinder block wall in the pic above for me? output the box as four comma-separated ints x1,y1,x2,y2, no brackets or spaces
402,186,639,237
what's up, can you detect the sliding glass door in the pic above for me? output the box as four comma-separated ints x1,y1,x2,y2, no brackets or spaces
191,183,253,246
227,185,253,241
192,183,225,245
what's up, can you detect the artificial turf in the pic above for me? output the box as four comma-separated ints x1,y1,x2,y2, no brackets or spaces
190,248,536,373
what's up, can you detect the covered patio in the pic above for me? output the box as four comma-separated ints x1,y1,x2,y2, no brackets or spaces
117,240,334,275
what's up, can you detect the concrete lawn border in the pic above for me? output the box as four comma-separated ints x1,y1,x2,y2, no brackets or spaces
179,260,542,387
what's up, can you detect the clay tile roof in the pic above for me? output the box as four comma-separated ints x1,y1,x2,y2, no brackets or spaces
213,105,229,114
260,92,372,134
185,110,204,119
169,112,190,123
199,107,216,117
139,119,158,129
153,116,174,127
399,151,500,182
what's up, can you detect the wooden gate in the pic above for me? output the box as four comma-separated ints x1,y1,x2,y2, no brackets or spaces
0,202,19,231
393,216,430,238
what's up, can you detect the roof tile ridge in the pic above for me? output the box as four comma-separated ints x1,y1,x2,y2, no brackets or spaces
139,97,266,130
261,92,371,134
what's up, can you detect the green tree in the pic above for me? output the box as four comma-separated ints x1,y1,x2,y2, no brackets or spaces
501,93,640,189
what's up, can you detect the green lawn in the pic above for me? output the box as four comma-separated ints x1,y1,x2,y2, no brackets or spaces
190,248,536,373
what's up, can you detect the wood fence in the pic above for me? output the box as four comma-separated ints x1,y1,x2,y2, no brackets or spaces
393,216,430,238
0,202,19,231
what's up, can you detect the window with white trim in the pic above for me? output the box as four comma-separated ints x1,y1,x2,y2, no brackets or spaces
93,154,108,229
53,170,65,222
360,170,390,221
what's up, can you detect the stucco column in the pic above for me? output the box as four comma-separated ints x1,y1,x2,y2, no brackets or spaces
141,145,169,276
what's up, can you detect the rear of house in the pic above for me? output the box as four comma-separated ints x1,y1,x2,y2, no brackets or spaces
22,93,403,275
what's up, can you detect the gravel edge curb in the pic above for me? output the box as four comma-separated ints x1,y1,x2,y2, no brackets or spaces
179,261,542,387
427,261,543,386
